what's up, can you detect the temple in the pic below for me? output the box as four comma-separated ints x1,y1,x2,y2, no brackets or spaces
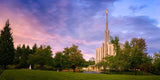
84,9,123,71
95,9,115,64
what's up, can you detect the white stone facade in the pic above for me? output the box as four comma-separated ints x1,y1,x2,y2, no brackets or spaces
95,10,115,64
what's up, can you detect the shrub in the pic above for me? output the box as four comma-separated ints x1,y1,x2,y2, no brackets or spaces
43,65,53,70
33,64,41,70
7,65,16,69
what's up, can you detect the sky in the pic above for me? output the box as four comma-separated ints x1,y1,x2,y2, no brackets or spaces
0,0,160,60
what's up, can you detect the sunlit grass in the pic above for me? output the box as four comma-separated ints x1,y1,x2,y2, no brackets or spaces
0,69,159,80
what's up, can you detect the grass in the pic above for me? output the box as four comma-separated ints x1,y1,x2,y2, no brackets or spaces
0,70,4,75
0,69,160,80
101,70,153,75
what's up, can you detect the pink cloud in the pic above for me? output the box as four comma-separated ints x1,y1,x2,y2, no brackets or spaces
0,5,97,60
0,6,56,47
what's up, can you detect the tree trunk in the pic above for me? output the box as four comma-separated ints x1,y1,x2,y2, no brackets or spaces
72,66,76,72
134,68,137,75
103,66,106,72
4,65,7,69
116,68,119,72
73,68,76,72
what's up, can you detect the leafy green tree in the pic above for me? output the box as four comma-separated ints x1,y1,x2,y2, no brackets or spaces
122,41,131,59
153,51,160,74
130,45,143,75
130,38,147,74
96,60,108,71
83,57,95,67
0,20,15,69
110,36,126,71
88,57,95,65
63,47,71,69
69,44,85,72
105,55,114,70
139,54,152,73
130,38,147,52
111,36,120,56
121,41,131,70
54,52,65,71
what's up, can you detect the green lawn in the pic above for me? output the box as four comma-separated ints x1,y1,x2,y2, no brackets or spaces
0,70,4,75
0,70,160,80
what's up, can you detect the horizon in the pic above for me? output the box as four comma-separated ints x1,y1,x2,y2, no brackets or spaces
0,0,160,60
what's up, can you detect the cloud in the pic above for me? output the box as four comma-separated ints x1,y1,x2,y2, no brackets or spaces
129,5,147,13
0,0,120,60
3,0,160,60
109,15,160,54
0,5,56,47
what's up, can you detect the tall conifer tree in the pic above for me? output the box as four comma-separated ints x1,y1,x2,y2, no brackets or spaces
0,20,15,69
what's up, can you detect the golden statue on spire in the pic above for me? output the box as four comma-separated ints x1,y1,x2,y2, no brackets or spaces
106,9,108,13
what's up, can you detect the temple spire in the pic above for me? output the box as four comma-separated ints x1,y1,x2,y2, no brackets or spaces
106,9,108,30
105,9,109,44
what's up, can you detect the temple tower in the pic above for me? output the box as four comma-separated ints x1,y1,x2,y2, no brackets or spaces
104,9,109,55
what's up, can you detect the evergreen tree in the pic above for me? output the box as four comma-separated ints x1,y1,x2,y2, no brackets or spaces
14,45,22,65
18,44,29,68
32,44,37,54
28,45,53,70
0,20,15,69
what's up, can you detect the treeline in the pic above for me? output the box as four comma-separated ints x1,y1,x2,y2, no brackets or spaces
14,44,54,70
0,20,94,71
96,36,160,75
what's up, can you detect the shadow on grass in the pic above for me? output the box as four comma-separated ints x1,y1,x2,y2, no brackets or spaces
0,69,4,76
100,70,153,75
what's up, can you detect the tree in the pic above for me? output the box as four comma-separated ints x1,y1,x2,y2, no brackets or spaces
69,44,85,72
95,60,108,71
122,41,131,59
121,41,131,70
54,52,65,71
130,38,147,75
130,38,147,52
32,44,37,54
83,57,95,67
28,45,53,70
14,44,34,68
130,45,143,75
18,44,29,68
0,20,15,69
110,36,125,71
63,47,71,69
14,45,22,66
111,36,120,56
153,51,160,74
105,55,115,70
139,54,152,73
88,57,95,65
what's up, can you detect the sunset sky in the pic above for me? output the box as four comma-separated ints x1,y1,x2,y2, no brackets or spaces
0,0,160,60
